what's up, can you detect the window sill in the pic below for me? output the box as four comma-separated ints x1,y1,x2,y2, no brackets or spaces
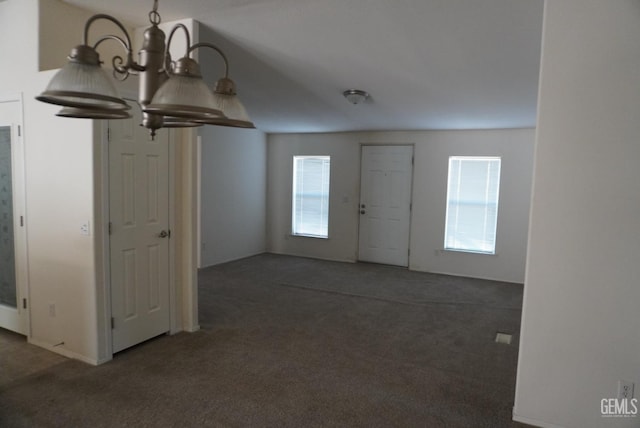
290,234,329,240
437,248,498,256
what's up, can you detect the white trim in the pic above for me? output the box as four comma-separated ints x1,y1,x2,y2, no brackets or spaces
98,120,113,363
198,250,266,269
28,337,100,366
0,305,22,333
0,92,30,337
196,135,202,269
512,412,567,428
184,324,200,333
290,233,329,240
291,155,331,239
0,92,22,103
182,128,200,333
443,156,501,255
409,266,522,285
268,250,357,264
168,128,179,334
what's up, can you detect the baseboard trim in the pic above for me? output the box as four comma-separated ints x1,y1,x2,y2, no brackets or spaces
28,337,99,366
412,266,524,285
184,324,200,333
265,252,521,283
267,251,356,265
199,250,267,269
513,413,567,428
95,356,113,365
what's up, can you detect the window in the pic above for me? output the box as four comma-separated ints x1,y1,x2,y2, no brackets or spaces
444,156,501,254
292,156,330,238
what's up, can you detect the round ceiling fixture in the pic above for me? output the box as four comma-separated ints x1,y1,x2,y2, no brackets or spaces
343,89,370,105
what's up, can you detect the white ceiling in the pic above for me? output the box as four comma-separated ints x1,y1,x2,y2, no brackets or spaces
63,0,544,133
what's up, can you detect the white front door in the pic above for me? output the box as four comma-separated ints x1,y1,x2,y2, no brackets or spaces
0,97,28,335
109,104,170,353
358,145,413,267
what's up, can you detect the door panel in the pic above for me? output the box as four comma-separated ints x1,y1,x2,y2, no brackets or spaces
109,104,170,353
0,98,27,335
358,145,413,267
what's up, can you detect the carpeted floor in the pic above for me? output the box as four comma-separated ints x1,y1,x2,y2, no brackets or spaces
0,254,528,427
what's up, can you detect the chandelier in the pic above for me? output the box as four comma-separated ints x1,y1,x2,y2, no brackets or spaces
36,0,254,138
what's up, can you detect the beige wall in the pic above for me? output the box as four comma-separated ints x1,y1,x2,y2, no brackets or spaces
198,126,267,268
514,1,640,427
22,72,101,363
39,0,134,72
268,128,535,283
0,0,39,85
0,0,102,363
197,24,268,268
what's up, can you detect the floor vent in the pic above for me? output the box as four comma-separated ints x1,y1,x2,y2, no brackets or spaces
495,332,513,345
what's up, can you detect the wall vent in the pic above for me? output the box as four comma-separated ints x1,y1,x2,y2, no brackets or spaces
495,332,513,345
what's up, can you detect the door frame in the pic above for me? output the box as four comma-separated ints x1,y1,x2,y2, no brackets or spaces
98,96,179,361
357,143,415,266
0,92,30,336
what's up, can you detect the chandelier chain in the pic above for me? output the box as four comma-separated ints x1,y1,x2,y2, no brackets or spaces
149,0,161,25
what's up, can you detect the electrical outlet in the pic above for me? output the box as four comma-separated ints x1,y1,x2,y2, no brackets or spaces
49,303,56,318
80,221,90,236
618,380,634,400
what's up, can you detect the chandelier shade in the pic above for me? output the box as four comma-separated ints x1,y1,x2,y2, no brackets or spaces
36,46,129,112
56,106,131,119
144,57,226,121
161,116,204,128
205,77,255,128
198,117,255,129
195,91,255,129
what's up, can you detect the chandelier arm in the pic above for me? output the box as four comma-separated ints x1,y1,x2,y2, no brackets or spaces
93,35,133,79
83,14,131,47
83,14,144,73
164,24,192,75
188,42,229,78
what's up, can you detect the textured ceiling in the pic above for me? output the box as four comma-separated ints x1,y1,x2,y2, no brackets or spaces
63,0,544,133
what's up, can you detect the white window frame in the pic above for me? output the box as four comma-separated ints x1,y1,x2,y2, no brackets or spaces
291,155,331,239
444,156,501,254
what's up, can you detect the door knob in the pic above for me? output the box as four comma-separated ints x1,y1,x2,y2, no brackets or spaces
360,210,366,215
158,230,169,238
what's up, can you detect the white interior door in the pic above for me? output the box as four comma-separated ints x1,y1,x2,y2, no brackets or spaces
0,97,28,335
358,145,413,267
109,104,170,353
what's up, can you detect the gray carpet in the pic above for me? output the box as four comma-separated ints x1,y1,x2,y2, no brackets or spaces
0,253,527,427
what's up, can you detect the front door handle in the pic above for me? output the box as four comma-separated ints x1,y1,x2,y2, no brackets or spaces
158,230,169,238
